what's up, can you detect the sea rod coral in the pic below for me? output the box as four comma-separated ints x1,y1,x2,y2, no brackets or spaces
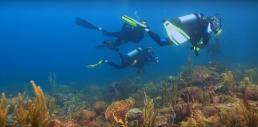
143,92,156,127
13,80,49,127
0,93,9,127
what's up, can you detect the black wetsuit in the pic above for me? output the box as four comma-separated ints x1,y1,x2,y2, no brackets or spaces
99,23,145,50
106,47,158,73
147,13,211,55
76,17,145,51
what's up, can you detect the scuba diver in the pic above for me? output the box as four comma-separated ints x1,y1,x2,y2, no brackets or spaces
87,47,159,73
76,15,147,51
144,13,222,56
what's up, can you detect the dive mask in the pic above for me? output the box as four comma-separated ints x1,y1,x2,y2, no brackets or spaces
210,16,222,36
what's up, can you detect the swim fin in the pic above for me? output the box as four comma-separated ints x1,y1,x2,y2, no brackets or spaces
76,17,101,31
87,60,107,68
163,20,190,45
122,15,147,28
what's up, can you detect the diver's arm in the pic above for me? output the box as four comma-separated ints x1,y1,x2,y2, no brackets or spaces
201,39,209,48
202,32,210,46
147,31,172,46
149,56,159,64
193,38,208,56
198,33,210,48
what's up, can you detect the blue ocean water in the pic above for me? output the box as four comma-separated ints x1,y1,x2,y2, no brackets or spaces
0,1,258,91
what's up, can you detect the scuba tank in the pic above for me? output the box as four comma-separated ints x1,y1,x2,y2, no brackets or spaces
171,13,202,42
127,48,142,58
126,48,143,65
177,14,198,24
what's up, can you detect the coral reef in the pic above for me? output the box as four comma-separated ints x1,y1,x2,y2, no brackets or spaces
221,71,235,86
241,85,258,101
244,68,258,83
181,59,221,88
106,78,142,101
2,63,258,127
126,108,143,127
180,109,218,127
46,119,63,127
81,110,96,120
160,83,178,107
94,101,107,115
241,103,258,127
105,97,134,127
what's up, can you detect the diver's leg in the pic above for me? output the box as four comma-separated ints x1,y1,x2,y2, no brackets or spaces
106,61,125,69
119,52,127,63
112,39,124,47
105,39,122,51
147,31,172,46
87,59,108,68
76,17,100,30
96,40,119,51
102,31,121,38
106,52,130,69
96,40,111,49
